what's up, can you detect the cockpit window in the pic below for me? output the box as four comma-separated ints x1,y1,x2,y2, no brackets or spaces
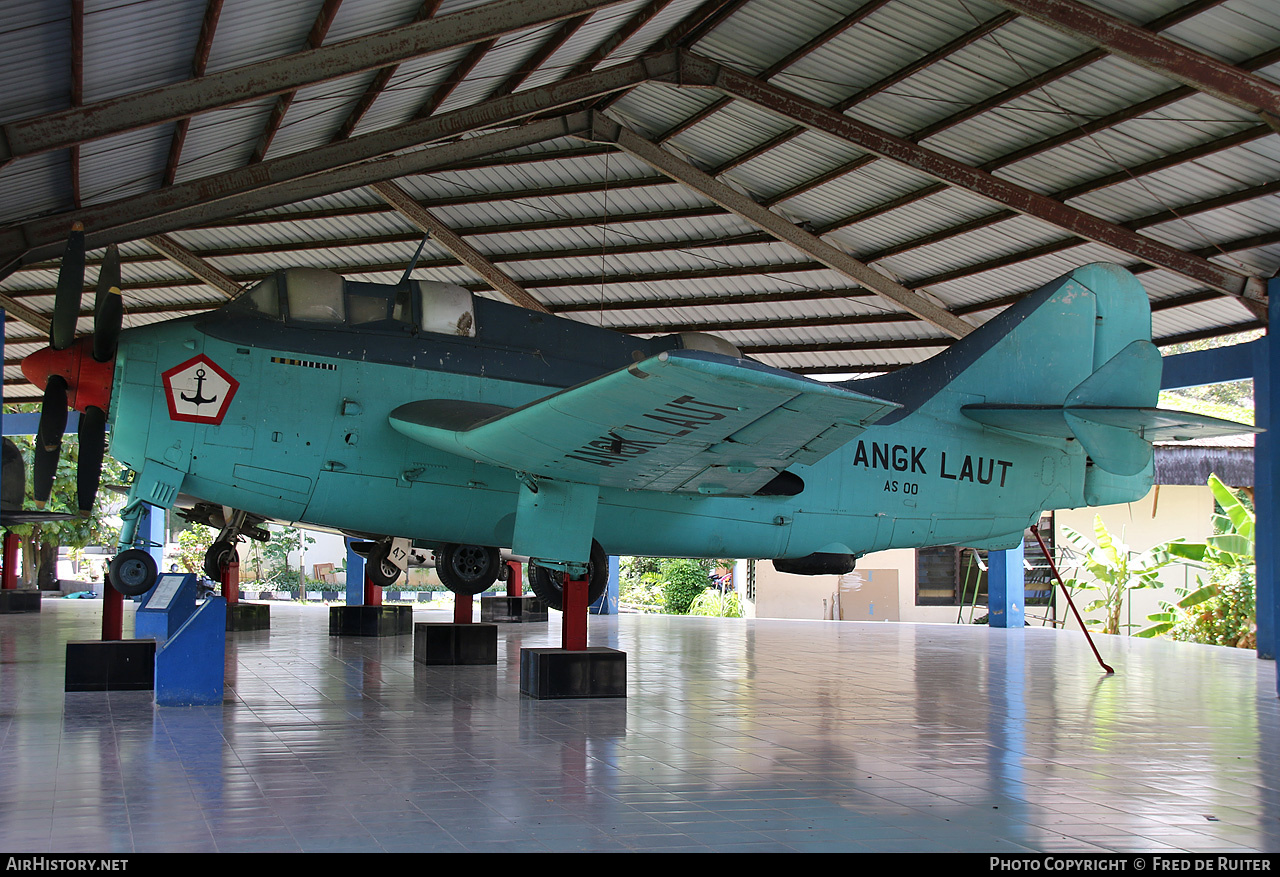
284,268,345,324
235,274,281,317
347,285,413,329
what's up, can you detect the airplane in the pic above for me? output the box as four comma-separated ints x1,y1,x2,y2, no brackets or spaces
17,225,1259,607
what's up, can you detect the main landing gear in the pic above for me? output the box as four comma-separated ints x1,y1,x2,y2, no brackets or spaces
181,506,270,581
434,544,501,595
527,540,608,611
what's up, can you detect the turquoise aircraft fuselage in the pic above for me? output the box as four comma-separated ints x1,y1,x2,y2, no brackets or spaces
78,262,1250,590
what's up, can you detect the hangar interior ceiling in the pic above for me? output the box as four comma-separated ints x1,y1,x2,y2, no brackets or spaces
0,0,1277,400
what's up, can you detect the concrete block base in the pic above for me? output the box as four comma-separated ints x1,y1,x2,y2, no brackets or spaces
227,602,270,631
520,647,626,699
65,640,156,692
328,605,412,637
480,595,547,623
414,622,498,665
0,590,41,613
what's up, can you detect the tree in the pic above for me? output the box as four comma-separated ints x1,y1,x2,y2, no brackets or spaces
4,405,124,588
1061,516,1170,635
618,556,717,614
244,524,314,591
1138,475,1256,648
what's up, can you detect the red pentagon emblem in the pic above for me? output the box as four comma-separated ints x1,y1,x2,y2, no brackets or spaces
161,355,239,425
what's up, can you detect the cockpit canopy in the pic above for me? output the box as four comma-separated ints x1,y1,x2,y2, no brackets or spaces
233,268,476,337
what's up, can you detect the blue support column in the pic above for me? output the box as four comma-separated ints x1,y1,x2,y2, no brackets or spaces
345,538,365,605
987,541,1025,629
1256,279,1278,666
141,503,166,571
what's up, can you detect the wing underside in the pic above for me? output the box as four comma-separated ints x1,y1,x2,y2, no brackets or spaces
390,350,900,496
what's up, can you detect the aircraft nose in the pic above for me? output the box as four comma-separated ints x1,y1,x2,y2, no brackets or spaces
21,337,115,414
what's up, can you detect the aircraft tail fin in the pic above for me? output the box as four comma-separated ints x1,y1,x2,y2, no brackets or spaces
853,263,1257,506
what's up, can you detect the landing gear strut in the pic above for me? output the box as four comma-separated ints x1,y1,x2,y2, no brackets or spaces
527,540,608,611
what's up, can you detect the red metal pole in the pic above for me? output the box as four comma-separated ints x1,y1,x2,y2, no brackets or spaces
364,571,381,607
222,560,239,605
562,574,588,651
101,584,123,641
1,533,18,590
506,560,522,597
1029,525,1114,674
453,591,471,623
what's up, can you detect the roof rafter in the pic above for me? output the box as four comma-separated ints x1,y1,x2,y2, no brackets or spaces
249,0,346,165
370,180,549,313
0,55,674,275
681,53,1268,314
989,0,1280,124
588,114,975,338
0,0,630,165
162,0,225,187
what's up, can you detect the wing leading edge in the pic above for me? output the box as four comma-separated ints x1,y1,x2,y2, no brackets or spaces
389,350,900,496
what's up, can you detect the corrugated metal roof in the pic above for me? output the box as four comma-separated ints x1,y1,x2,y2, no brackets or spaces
2,0,1278,398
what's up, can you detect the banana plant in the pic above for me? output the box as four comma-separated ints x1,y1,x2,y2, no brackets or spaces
1138,474,1254,643
1062,515,1171,635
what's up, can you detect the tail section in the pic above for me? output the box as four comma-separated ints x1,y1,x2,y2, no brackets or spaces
854,263,1257,508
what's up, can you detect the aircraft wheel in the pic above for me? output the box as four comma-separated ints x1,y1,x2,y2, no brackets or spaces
365,541,402,588
528,540,607,611
109,549,158,597
435,544,500,595
203,539,236,581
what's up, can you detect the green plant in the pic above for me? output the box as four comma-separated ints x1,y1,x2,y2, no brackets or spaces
659,558,712,615
687,588,742,617
1138,474,1255,648
175,525,215,576
1061,515,1170,635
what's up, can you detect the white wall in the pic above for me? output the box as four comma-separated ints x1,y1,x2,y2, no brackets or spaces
746,484,1217,632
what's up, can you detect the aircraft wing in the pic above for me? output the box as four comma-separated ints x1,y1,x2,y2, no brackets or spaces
389,350,900,495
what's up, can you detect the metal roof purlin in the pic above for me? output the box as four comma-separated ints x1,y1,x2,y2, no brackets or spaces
676,53,1268,318
586,113,974,339
988,0,1280,123
0,50,673,270
0,115,593,290
0,0,632,165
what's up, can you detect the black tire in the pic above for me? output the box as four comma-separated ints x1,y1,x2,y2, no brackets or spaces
109,549,158,597
203,539,237,581
434,544,500,595
528,541,607,611
366,541,402,588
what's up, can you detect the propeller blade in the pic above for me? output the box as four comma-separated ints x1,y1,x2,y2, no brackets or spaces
94,243,119,320
33,375,68,509
77,406,107,517
93,290,123,364
92,244,123,362
52,224,86,351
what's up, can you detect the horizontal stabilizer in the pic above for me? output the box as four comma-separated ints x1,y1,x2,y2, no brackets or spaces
963,405,1260,474
390,350,900,495
962,339,1258,475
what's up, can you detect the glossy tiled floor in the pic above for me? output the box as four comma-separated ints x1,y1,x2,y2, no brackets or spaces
1,599,1278,853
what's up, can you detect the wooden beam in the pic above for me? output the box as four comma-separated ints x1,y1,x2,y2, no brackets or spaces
370,181,549,313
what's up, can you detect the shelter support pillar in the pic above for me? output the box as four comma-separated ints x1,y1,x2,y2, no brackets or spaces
987,542,1026,629
329,538,410,637
1257,278,1279,669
